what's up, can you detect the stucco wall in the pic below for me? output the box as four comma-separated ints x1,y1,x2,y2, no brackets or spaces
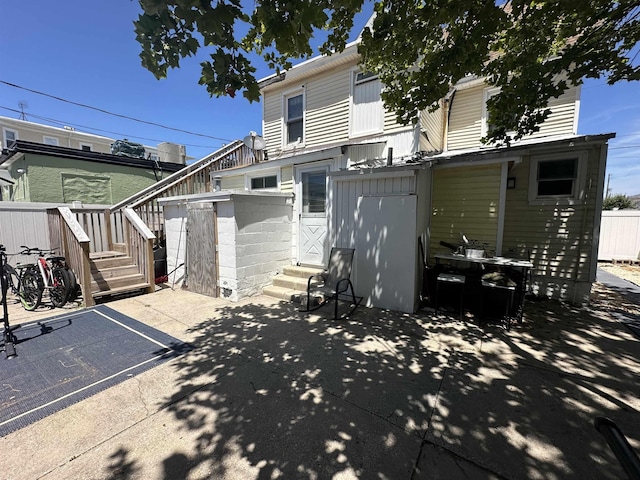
12,153,169,203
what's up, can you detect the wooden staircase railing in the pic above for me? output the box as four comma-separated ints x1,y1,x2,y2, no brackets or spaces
47,207,156,306
110,139,264,246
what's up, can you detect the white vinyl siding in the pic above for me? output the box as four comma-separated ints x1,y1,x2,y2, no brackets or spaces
263,93,282,155
448,84,580,151
305,67,351,146
221,175,245,191
280,166,294,193
420,106,444,152
429,163,502,259
351,72,383,136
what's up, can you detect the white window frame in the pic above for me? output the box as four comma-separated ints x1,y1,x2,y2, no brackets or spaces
349,69,384,138
2,128,17,149
43,135,59,146
282,88,305,149
481,87,501,139
528,151,587,205
79,142,93,152
245,168,281,191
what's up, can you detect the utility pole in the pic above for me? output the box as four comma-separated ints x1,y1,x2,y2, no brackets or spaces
605,173,611,198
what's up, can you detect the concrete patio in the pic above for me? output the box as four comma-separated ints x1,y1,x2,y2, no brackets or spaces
1,278,639,479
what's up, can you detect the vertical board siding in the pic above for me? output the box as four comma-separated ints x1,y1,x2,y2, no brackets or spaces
598,211,640,261
502,148,602,286
333,174,416,248
0,203,50,264
429,164,502,259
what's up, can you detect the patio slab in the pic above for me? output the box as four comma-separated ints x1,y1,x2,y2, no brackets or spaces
0,282,638,479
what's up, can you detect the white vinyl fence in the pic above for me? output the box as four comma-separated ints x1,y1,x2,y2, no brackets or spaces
0,201,109,265
598,210,640,261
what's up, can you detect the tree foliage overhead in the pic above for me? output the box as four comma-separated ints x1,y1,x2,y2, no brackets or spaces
135,0,640,143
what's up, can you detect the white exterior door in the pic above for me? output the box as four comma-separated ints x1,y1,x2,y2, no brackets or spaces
297,166,329,266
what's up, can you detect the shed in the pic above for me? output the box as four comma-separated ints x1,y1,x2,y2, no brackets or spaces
159,191,293,301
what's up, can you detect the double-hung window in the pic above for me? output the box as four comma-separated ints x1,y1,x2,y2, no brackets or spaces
285,92,304,146
528,152,586,204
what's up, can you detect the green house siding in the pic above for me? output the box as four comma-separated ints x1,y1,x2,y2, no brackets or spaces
16,153,170,204
430,163,502,259
502,148,604,287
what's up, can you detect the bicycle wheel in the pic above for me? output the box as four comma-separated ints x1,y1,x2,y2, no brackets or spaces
2,264,20,296
63,267,78,302
50,267,70,308
19,270,43,311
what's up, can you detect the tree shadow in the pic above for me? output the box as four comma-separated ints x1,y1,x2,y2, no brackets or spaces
103,284,640,479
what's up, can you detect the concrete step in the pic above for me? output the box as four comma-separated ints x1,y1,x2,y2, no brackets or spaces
272,273,312,291
282,265,324,279
262,285,323,306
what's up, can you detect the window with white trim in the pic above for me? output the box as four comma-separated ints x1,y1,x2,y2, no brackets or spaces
43,136,59,146
481,87,500,139
528,151,586,204
285,92,304,146
351,71,384,137
246,169,280,191
3,128,17,149
79,143,92,152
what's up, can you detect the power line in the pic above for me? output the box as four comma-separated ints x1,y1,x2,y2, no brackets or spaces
0,105,226,150
0,80,235,143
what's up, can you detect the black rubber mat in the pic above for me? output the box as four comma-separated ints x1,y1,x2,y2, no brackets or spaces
0,304,191,436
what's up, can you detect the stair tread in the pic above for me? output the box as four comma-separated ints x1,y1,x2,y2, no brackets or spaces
92,282,151,298
90,251,129,260
282,265,324,279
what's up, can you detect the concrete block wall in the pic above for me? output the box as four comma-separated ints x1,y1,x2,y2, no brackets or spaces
216,201,239,300
229,196,292,300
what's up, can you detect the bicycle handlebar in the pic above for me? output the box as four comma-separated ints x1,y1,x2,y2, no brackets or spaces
19,246,55,256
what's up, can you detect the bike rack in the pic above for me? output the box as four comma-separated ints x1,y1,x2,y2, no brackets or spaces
0,246,17,358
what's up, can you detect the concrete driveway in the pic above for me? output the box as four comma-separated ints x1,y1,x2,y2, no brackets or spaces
1,282,639,479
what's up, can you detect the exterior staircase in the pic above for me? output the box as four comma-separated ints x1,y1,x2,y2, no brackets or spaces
263,265,324,304
89,251,150,300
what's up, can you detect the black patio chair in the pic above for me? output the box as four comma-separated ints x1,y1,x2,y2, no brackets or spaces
301,247,362,319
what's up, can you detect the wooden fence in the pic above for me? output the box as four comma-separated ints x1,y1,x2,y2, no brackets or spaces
598,210,640,261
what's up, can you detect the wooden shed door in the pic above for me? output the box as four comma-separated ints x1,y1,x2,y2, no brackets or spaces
186,203,217,297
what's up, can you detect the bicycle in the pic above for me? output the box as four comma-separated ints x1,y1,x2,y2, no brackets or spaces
1,246,41,311
6,247,72,311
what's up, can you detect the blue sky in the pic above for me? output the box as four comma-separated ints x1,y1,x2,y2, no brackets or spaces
1,1,638,195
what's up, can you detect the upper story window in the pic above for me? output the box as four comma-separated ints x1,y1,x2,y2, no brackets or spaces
79,143,92,152
351,71,384,137
43,136,59,146
481,87,500,139
528,151,587,205
2,128,17,149
285,92,304,146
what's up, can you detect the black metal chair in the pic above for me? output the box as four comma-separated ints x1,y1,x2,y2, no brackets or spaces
301,247,362,319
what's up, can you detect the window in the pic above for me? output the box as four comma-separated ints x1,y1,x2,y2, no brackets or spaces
302,171,326,213
251,175,278,190
351,71,384,136
246,170,280,191
528,152,586,204
481,87,500,139
43,136,59,146
79,143,92,152
3,129,17,149
285,92,304,145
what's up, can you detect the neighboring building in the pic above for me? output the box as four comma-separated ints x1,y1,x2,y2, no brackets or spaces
0,140,185,204
0,116,188,163
0,116,190,204
204,34,611,309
